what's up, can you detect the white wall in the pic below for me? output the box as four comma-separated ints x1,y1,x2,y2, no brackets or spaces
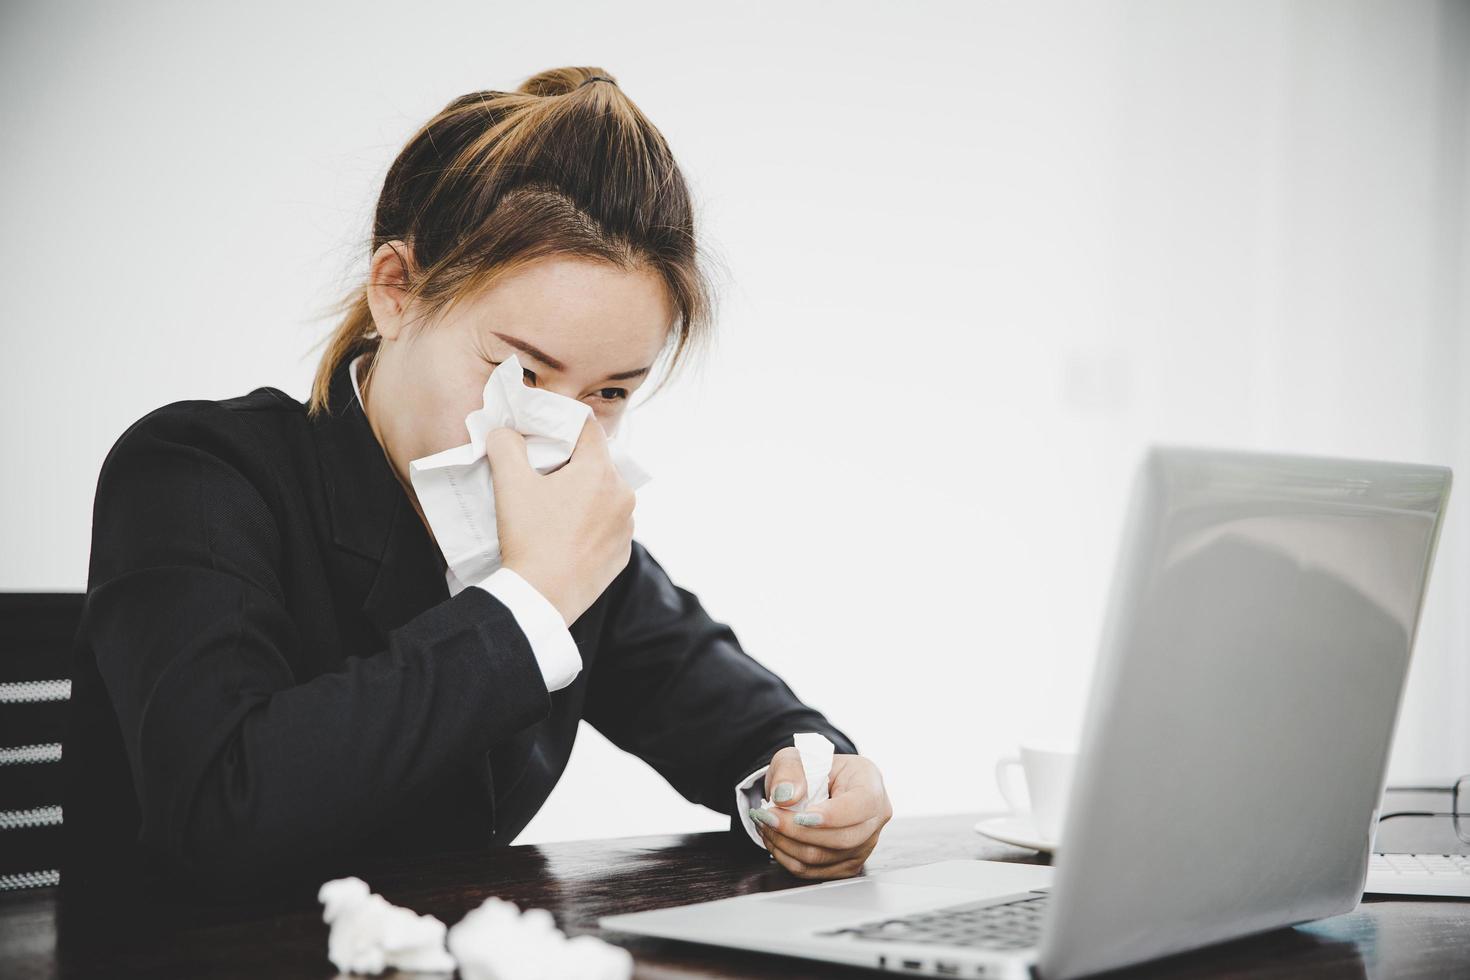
2,0,1465,845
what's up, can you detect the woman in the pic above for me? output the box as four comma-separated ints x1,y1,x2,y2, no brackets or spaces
61,67,892,900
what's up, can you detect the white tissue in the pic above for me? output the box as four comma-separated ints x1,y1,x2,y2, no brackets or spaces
759,732,835,813
407,353,652,595
447,895,633,980
318,876,455,975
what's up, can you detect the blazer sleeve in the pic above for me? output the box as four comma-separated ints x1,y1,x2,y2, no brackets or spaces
80,403,551,891
583,540,859,842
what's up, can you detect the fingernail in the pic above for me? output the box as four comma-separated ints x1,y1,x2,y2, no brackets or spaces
795,813,823,827
750,807,779,828
773,782,796,803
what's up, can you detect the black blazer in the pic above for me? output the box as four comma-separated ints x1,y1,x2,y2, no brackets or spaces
61,355,857,900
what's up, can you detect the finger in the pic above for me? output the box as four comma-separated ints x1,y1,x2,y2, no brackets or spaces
757,823,852,869
804,853,871,881
750,796,879,847
823,855,870,880
483,427,533,490
793,781,884,831
762,832,870,881
767,823,881,876
563,413,610,469
763,832,828,879
825,753,880,796
763,819,880,871
772,812,884,851
764,747,807,808
764,842,809,878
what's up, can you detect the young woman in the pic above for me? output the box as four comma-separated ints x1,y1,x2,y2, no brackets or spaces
62,67,892,899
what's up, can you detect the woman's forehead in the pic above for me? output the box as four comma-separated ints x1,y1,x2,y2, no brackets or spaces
473,256,670,325
461,262,672,370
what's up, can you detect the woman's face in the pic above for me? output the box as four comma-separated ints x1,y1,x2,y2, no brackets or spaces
362,244,674,494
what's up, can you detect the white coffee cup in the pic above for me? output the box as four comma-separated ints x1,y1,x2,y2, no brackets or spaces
994,744,1078,843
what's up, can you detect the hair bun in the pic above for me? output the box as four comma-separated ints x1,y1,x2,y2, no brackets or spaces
518,68,618,98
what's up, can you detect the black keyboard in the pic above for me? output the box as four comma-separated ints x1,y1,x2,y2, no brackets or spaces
815,892,1050,951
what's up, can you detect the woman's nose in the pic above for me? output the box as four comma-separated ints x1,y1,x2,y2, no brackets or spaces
530,382,615,433
537,381,583,403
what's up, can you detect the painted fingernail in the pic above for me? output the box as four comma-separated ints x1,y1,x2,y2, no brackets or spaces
750,807,779,828
795,813,823,827
773,782,796,803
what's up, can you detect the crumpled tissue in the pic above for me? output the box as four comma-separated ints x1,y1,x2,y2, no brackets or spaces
759,732,834,813
447,895,633,980
408,353,652,596
318,876,455,975
319,877,633,979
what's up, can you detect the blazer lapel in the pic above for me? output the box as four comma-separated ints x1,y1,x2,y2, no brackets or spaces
309,353,449,640
360,498,450,639
310,355,542,840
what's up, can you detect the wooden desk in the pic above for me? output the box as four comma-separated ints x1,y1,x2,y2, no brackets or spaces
2,812,1466,978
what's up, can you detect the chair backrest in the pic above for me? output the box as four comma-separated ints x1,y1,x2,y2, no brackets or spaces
0,592,84,891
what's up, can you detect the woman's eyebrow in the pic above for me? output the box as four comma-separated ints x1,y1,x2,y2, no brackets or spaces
490,331,651,382
603,365,651,382
490,331,567,370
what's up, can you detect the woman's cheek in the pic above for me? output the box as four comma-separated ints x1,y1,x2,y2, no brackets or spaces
591,403,626,429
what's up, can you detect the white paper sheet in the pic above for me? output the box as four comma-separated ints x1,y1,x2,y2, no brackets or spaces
407,354,651,595
758,731,835,813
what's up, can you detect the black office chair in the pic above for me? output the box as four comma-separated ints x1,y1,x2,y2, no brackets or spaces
0,592,84,891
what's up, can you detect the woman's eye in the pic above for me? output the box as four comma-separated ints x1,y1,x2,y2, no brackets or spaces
486,361,622,401
486,359,536,385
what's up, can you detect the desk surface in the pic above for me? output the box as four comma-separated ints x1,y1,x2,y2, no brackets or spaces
2,811,1466,979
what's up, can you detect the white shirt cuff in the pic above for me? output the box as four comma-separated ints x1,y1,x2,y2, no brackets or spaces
472,566,581,692
735,764,772,850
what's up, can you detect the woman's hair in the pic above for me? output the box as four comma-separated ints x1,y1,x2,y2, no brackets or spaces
306,66,717,417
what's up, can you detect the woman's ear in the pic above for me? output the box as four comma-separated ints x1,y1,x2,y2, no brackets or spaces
365,240,416,342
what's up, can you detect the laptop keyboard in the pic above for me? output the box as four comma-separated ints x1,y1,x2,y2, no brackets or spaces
1370,853,1470,876
815,892,1050,951
811,854,1470,954
1366,852,1470,896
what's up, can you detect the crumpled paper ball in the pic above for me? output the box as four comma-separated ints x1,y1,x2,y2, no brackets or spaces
447,895,633,980
318,876,455,975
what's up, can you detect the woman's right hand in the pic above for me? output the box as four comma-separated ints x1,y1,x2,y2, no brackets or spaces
484,416,636,627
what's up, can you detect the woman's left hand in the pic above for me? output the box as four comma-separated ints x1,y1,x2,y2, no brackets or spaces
748,750,893,880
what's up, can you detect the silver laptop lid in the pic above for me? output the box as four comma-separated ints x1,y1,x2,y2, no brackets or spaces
1040,447,1451,980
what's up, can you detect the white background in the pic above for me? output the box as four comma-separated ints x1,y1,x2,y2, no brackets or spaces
3,0,1466,845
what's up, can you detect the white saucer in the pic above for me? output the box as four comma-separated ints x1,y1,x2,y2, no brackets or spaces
973,814,1060,854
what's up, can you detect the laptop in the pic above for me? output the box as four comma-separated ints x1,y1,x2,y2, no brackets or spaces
599,446,1453,979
